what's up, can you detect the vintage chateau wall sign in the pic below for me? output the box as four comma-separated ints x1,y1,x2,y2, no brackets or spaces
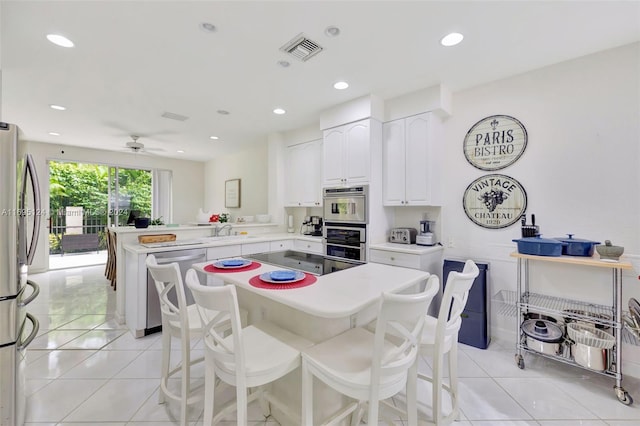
463,115,527,170
463,174,527,229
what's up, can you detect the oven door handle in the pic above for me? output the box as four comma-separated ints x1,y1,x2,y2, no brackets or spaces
323,241,365,250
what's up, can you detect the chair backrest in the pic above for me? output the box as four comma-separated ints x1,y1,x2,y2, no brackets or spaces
146,254,189,332
185,269,246,375
371,275,439,389
437,259,480,341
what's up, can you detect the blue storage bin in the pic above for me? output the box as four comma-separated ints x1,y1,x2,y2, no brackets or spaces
443,260,489,349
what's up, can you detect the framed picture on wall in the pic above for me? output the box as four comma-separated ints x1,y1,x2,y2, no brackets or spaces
225,179,241,208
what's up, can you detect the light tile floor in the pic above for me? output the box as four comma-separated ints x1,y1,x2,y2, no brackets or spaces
24,265,640,425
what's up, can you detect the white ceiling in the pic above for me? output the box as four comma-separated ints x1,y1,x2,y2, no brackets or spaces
2,1,639,161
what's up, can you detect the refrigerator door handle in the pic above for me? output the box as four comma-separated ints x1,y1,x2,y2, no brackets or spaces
18,312,39,350
19,280,40,307
24,154,41,265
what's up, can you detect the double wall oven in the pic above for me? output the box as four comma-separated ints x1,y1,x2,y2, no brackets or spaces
323,185,368,263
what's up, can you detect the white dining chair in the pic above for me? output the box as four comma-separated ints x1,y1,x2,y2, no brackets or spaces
300,276,439,426
417,259,479,425
146,254,205,426
185,269,313,426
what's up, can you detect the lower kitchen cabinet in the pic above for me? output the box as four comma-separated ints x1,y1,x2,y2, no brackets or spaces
293,239,323,254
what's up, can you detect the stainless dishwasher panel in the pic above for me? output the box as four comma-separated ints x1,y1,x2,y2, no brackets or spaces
146,248,206,333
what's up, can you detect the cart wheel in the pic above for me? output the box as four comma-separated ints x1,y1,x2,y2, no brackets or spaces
616,388,633,405
515,354,525,369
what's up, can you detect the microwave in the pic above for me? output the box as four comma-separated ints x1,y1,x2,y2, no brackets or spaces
322,185,368,224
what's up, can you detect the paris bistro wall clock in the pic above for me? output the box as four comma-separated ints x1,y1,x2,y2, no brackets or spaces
463,174,527,229
463,115,528,171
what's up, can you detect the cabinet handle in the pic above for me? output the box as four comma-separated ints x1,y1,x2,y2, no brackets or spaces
390,257,395,261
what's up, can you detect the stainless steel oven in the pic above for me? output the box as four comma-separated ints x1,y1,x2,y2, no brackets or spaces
323,223,367,262
323,185,368,224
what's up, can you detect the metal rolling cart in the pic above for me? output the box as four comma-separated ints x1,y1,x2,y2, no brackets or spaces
511,252,635,405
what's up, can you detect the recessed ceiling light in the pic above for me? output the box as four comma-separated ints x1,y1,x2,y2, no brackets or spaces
49,104,66,111
46,34,74,48
333,81,349,90
48,132,60,136
273,108,286,115
325,26,341,37
277,60,291,68
177,150,185,153
200,22,217,33
441,32,464,47
217,110,230,115
209,136,219,140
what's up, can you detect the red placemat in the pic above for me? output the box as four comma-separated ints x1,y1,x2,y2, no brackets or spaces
249,273,317,289
204,261,261,273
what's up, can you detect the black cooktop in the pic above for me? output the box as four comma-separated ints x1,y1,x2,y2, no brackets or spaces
247,250,361,276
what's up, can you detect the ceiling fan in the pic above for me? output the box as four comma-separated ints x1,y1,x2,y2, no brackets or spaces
122,135,164,155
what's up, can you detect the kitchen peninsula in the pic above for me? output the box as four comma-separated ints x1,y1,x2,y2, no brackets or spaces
111,222,280,326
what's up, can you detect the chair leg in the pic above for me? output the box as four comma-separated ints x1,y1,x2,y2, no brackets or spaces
203,352,215,426
406,360,419,426
301,361,314,426
159,332,171,404
257,386,271,418
179,341,190,426
432,351,444,424
237,381,248,426
366,399,379,426
449,344,459,421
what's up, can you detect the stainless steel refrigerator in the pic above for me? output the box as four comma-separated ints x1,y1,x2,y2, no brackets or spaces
0,122,41,426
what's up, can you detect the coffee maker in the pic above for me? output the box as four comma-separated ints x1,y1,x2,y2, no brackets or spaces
303,216,323,236
416,220,436,246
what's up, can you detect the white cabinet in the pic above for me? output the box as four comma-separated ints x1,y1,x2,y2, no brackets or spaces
241,242,271,255
322,119,374,186
285,139,322,207
382,112,442,206
206,245,241,260
270,240,293,251
293,239,323,254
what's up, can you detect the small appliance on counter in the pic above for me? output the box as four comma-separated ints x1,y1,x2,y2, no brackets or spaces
417,220,436,246
390,227,417,244
303,216,323,236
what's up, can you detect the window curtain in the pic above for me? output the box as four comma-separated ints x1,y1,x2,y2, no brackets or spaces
152,169,173,223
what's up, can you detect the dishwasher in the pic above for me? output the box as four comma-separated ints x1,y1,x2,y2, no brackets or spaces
146,248,207,334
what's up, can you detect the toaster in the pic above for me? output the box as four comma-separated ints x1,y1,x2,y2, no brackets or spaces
389,228,418,244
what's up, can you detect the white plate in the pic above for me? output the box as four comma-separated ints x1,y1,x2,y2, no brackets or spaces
259,270,305,284
213,259,251,269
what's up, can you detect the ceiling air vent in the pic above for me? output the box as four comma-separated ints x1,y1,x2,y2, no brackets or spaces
161,111,189,121
280,33,323,62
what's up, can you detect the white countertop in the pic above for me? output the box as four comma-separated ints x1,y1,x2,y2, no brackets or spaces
369,242,444,255
110,222,279,234
192,260,430,319
123,233,323,254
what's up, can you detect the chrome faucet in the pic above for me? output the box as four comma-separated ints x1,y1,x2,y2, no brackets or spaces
215,224,233,236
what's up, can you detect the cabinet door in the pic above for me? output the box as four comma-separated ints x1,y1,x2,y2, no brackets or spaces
405,113,431,205
285,143,304,206
322,127,345,186
286,139,322,206
382,119,406,206
343,120,370,184
299,139,322,206
270,240,293,251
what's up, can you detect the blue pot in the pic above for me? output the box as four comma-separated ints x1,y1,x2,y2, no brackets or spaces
512,236,566,256
553,234,600,257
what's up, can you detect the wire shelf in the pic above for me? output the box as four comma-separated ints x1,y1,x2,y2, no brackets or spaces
494,290,639,346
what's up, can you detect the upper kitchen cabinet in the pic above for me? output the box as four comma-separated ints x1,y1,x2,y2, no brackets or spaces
382,112,443,206
285,139,322,207
323,119,380,186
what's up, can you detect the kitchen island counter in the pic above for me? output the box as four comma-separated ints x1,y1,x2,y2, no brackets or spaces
193,260,430,319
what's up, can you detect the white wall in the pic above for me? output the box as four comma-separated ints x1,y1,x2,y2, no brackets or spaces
440,43,640,348
203,143,269,223
25,140,205,272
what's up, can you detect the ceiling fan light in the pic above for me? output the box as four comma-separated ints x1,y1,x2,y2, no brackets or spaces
47,34,74,48
441,32,464,47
